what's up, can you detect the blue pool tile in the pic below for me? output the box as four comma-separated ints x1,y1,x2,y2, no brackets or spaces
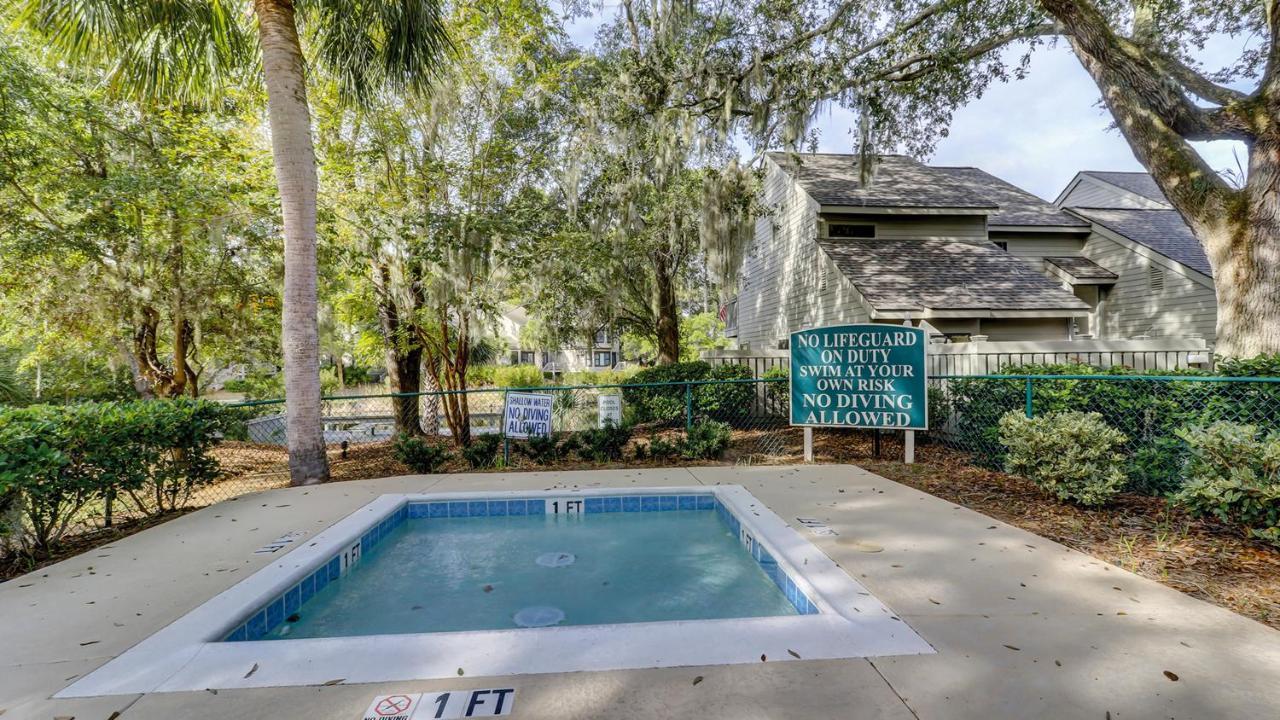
508,499,527,516
584,498,605,514
696,495,715,510
468,501,488,517
266,597,285,631
226,624,247,642
526,500,546,515
622,496,642,512
604,496,622,513
448,501,469,518
488,500,508,517
678,495,697,510
408,503,428,519
428,502,449,518
327,556,340,581
659,496,678,511
641,496,660,512
246,610,267,640
313,566,329,594
284,584,301,616
362,530,375,549
299,573,315,604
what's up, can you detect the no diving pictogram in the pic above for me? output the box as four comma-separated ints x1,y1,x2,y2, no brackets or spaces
375,695,413,716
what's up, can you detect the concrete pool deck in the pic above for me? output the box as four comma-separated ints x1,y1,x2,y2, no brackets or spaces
3,464,1279,719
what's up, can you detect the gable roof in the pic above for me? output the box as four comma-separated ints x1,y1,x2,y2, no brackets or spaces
933,167,1090,228
1071,208,1212,276
1078,171,1170,206
1044,256,1118,282
816,237,1090,315
767,152,997,211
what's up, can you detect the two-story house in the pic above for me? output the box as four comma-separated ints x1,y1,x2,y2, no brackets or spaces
727,153,1216,349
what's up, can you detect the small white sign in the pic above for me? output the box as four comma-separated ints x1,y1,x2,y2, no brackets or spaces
503,392,553,439
253,530,307,554
597,394,622,428
363,693,421,720
796,517,838,536
546,498,582,515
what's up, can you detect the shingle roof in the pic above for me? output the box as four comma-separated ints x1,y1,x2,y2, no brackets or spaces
1044,256,1118,281
767,152,997,210
816,237,1090,313
1070,208,1211,276
1079,171,1170,206
934,167,1089,227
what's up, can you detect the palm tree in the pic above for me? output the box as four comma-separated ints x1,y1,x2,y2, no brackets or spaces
13,0,450,485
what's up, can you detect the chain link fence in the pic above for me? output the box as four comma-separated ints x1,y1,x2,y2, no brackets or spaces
929,373,1280,494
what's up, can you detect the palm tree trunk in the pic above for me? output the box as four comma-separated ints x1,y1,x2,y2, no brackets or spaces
255,0,329,485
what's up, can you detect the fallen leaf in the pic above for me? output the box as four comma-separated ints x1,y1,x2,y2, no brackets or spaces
457,668,465,676
787,649,801,659
78,640,99,647
107,712,121,720
760,653,767,662
243,663,258,679
1054,660,1062,667
1163,671,1179,682
1003,645,1020,651
692,676,703,686
928,598,941,605
483,584,494,593
206,688,218,695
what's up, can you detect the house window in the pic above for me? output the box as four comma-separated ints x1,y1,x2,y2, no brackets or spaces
594,329,609,345
992,241,1008,252
1148,266,1166,295
518,351,535,365
593,351,614,367
827,223,876,239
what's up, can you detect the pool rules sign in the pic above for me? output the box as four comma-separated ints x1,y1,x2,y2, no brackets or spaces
790,324,927,461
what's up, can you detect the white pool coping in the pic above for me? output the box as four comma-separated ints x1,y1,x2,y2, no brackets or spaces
58,485,932,697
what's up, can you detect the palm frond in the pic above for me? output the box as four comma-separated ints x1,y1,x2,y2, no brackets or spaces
305,0,453,104
9,0,257,103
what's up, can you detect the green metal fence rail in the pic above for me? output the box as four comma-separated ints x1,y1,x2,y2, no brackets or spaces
927,373,1280,495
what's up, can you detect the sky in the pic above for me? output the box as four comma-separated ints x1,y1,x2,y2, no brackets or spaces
564,9,1251,201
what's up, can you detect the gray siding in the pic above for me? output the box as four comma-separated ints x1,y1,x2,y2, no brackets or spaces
978,318,1072,341
1059,177,1163,210
1082,233,1217,341
993,232,1087,272
735,158,870,349
821,213,988,243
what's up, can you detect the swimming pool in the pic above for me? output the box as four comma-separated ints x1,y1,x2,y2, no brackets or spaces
60,486,932,696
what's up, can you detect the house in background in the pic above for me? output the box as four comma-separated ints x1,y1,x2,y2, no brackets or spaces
495,306,621,374
726,153,1217,351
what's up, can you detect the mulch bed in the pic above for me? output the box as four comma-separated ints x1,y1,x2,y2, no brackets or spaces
8,429,1280,633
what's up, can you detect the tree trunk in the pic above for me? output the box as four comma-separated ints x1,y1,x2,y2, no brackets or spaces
388,346,424,435
653,252,680,364
1212,136,1280,357
255,0,329,485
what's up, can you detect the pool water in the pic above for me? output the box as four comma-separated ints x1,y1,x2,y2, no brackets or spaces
266,509,797,639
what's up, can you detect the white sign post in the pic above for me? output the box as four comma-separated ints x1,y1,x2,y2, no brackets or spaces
597,394,622,428
503,392,553,440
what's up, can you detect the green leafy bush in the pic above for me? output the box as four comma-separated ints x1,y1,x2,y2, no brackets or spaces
493,365,544,388
695,364,754,422
682,420,732,460
647,436,682,461
622,361,711,422
576,424,633,462
0,399,232,555
462,434,503,469
393,434,452,473
1173,422,1280,546
998,410,1128,506
762,366,788,415
466,364,498,387
518,435,563,465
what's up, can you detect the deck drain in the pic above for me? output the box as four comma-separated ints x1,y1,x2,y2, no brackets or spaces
536,552,576,568
514,606,565,628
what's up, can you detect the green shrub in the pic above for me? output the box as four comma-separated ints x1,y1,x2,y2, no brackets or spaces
0,398,231,555
1173,422,1280,546
695,364,754,422
648,436,683,461
466,364,499,387
462,433,503,469
493,365,544,388
576,424,633,462
683,420,732,460
998,410,1128,506
762,366,788,415
518,435,562,465
622,361,711,422
393,434,452,473
925,386,951,436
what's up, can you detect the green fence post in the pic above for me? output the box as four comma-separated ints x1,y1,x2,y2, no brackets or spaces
685,382,693,431
1024,377,1034,418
